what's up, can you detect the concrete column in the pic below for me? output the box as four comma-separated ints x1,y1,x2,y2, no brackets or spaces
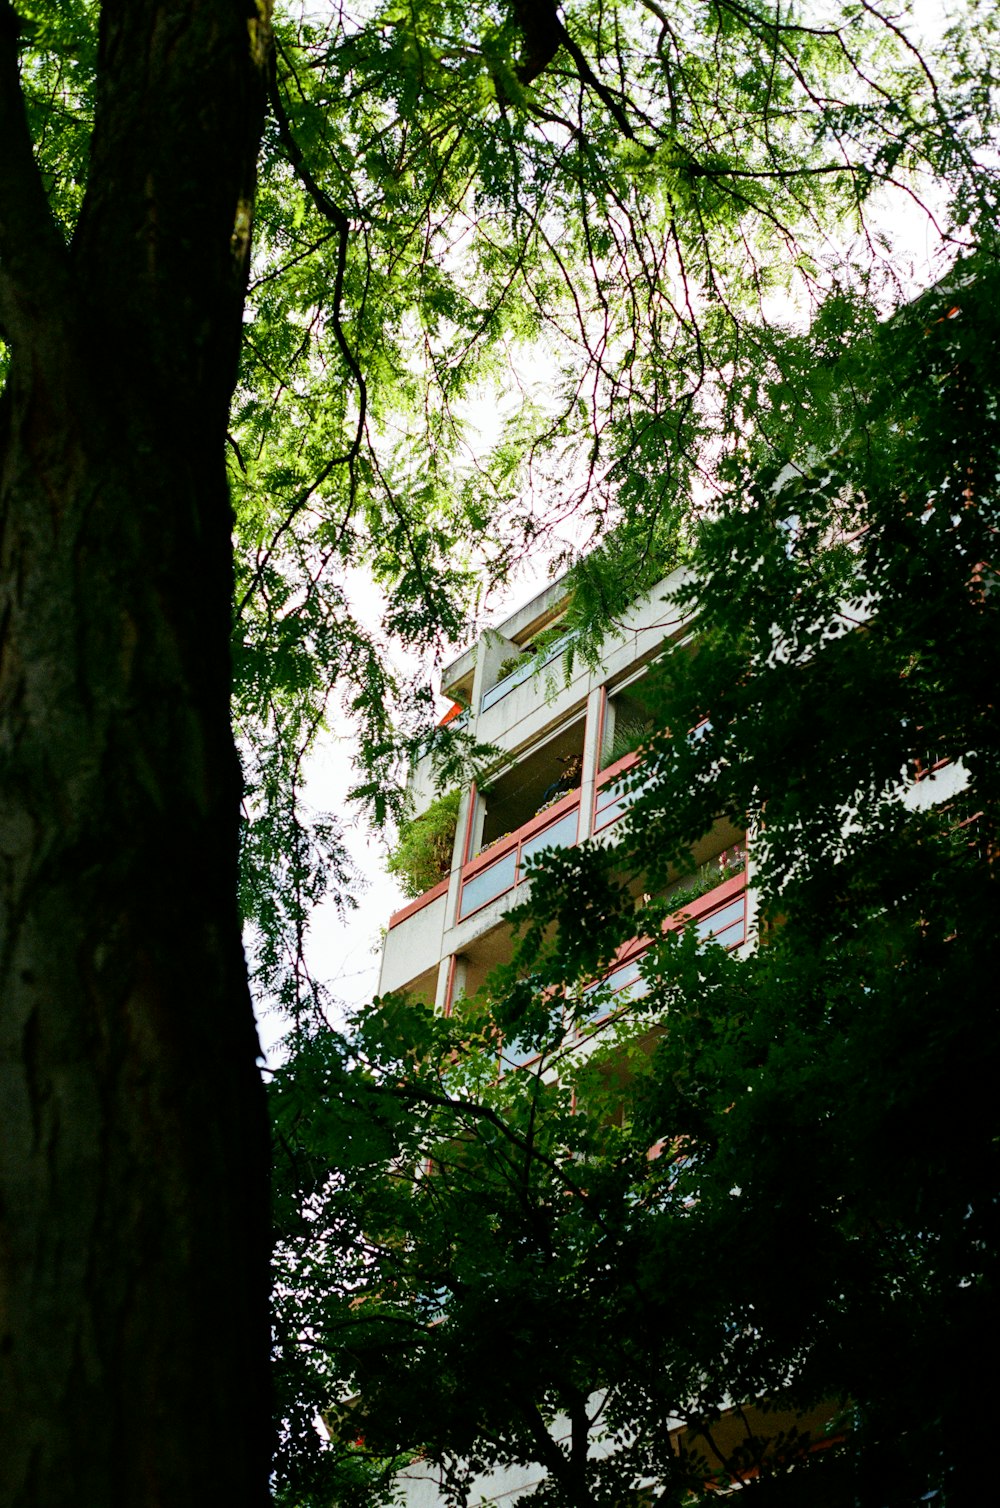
577,685,605,843
446,785,478,928
471,629,519,716
467,788,485,857
435,952,468,1014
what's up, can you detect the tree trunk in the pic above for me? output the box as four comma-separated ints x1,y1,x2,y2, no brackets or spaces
0,3,271,1503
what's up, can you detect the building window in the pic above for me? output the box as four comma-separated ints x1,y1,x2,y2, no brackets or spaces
580,949,650,1028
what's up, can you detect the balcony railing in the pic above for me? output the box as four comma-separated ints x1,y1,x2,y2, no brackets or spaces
580,870,748,1029
387,873,451,932
580,949,648,1026
458,785,581,921
480,630,579,714
665,868,748,948
593,723,710,834
593,751,652,832
497,870,749,1071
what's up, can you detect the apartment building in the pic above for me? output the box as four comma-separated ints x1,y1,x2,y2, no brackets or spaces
379,563,751,1036
373,566,862,1508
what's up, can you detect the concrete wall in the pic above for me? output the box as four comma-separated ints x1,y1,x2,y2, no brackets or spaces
409,565,689,819
378,888,448,996
386,564,694,998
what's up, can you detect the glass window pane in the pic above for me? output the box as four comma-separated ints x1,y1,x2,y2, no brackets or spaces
500,1035,539,1070
608,959,643,993
595,767,652,830
519,808,579,871
459,848,517,917
595,781,629,827
582,957,648,1024
695,896,745,942
580,993,609,1025
711,918,746,949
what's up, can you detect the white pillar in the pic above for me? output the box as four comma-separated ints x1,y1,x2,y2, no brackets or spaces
577,685,605,843
435,952,468,1014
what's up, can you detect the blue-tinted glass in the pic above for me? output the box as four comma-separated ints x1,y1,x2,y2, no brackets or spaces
581,957,647,1023
459,848,517,917
695,896,745,943
595,780,629,827
519,808,579,872
595,767,653,829
710,917,746,949
500,1035,538,1070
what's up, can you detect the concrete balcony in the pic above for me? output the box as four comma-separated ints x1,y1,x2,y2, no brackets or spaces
380,879,450,998
382,745,747,1001
498,867,750,1071
457,784,581,921
479,629,579,715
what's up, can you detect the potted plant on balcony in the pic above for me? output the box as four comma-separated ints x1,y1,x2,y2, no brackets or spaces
665,845,747,916
386,789,462,899
494,652,529,684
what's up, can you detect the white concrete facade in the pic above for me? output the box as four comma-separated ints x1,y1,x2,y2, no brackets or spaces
369,568,819,1507
378,560,748,1027
378,564,704,1003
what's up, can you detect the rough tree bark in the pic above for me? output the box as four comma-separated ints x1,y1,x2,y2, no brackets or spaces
0,3,272,1503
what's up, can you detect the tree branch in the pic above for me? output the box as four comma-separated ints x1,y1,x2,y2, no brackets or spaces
377,1077,615,1233
508,0,563,85
507,0,643,144
517,1393,598,1508
266,46,366,471
0,0,73,345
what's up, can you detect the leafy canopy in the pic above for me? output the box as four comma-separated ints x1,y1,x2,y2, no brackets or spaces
8,0,999,1017
272,255,1000,1506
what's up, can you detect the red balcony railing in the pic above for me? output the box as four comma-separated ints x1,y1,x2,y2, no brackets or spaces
665,868,747,948
580,869,748,1029
496,869,749,1072
593,751,651,832
458,785,581,921
593,721,711,833
387,873,451,932
393,751,744,937
464,752,645,930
